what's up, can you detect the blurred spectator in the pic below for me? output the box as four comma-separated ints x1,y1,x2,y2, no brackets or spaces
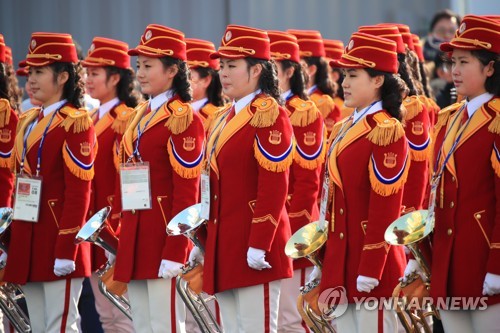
423,9,460,62
431,52,456,108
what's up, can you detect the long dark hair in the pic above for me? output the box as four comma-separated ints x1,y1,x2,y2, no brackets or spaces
397,52,417,96
279,60,308,100
419,61,434,99
471,49,500,96
192,67,224,107
50,62,85,108
104,67,141,108
244,58,281,103
303,56,334,96
332,68,345,99
3,63,22,111
365,68,407,121
159,56,192,102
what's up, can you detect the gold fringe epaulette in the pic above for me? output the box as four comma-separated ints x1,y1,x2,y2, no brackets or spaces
111,104,135,135
434,101,465,134
310,93,335,119
402,95,424,121
491,150,500,178
0,99,11,128
369,154,410,197
293,132,327,170
288,97,319,127
487,97,500,135
60,106,92,133
61,140,98,181
367,112,405,146
250,97,279,128
202,103,224,129
166,99,193,135
253,140,294,172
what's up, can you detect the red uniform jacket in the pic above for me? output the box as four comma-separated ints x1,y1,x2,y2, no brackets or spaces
198,102,222,131
89,103,134,270
114,96,204,283
430,96,500,307
401,96,431,213
0,99,19,207
286,96,325,270
309,89,341,135
202,94,294,295
5,105,96,284
320,110,409,302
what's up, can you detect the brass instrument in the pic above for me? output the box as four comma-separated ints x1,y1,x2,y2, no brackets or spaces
75,206,132,320
167,203,222,333
385,209,439,333
0,207,31,332
285,221,336,333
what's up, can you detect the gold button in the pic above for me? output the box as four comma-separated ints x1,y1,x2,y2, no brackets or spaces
451,176,456,182
261,102,266,106
447,228,452,236
214,194,218,200
252,202,256,207
450,201,455,208
88,210,93,216
178,107,183,111
363,223,367,230
214,218,217,224
339,232,344,239
475,213,481,219
384,119,389,124
301,103,306,107
50,202,55,207
131,209,136,214
110,197,114,202
157,197,162,203
287,195,292,200
339,208,344,215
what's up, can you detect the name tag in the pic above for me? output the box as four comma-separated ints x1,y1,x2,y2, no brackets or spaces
319,175,330,229
120,162,152,211
200,169,210,220
13,175,42,222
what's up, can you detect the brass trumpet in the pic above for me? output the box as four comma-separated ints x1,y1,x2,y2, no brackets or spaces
75,206,132,320
0,207,31,333
385,209,439,333
285,221,336,333
167,203,222,333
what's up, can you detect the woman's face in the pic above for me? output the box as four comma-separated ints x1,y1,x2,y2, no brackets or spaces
341,68,382,110
219,58,260,101
451,49,493,100
85,67,119,103
190,69,211,101
136,55,176,97
431,17,458,42
28,66,67,107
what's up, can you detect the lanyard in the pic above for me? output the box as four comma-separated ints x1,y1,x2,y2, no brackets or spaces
20,108,59,176
205,108,232,168
130,103,163,163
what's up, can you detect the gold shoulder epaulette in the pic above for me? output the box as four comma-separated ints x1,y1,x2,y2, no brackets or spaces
488,97,500,134
0,98,12,128
60,106,92,133
166,99,194,135
111,104,136,135
288,97,319,127
250,96,279,128
310,93,334,119
435,100,465,132
367,112,405,146
402,95,423,121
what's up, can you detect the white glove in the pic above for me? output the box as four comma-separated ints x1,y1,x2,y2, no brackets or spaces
0,252,7,265
483,273,500,296
356,275,379,293
158,259,183,279
308,266,322,283
54,259,76,277
105,251,116,265
247,247,272,270
401,259,425,283
188,246,204,266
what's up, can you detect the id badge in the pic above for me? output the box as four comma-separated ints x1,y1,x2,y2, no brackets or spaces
120,162,152,211
424,178,439,234
200,168,210,220
319,176,330,229
13,175,42,222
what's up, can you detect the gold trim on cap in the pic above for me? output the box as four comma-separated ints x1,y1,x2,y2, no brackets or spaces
84,57,116,65
452,37,492,49
27,53,63,60
136,44,174,56
342,53,376,68
187,60,209,67
218,45,256,56
270,52,291,60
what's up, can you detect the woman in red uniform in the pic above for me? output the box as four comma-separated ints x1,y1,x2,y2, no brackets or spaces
4,32,96,333
190,25,294,332
316,32,409,332
267,30,324,332
411,15,500,332
82,36,139,333
114,24,204,333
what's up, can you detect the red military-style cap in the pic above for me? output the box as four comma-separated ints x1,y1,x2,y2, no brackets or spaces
330,32,398,74
441,15,500,54
287,29,326,58
186,38,219,70
0,34,6,63
412,34,425,62
358,25,406,54
378,23,415,51
5,46,12,65
129,24,187,61
323,39,344,61
268,30,300,63
16,66,29,77
211,24,270,60
19,32,78,67
82,37,130,69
